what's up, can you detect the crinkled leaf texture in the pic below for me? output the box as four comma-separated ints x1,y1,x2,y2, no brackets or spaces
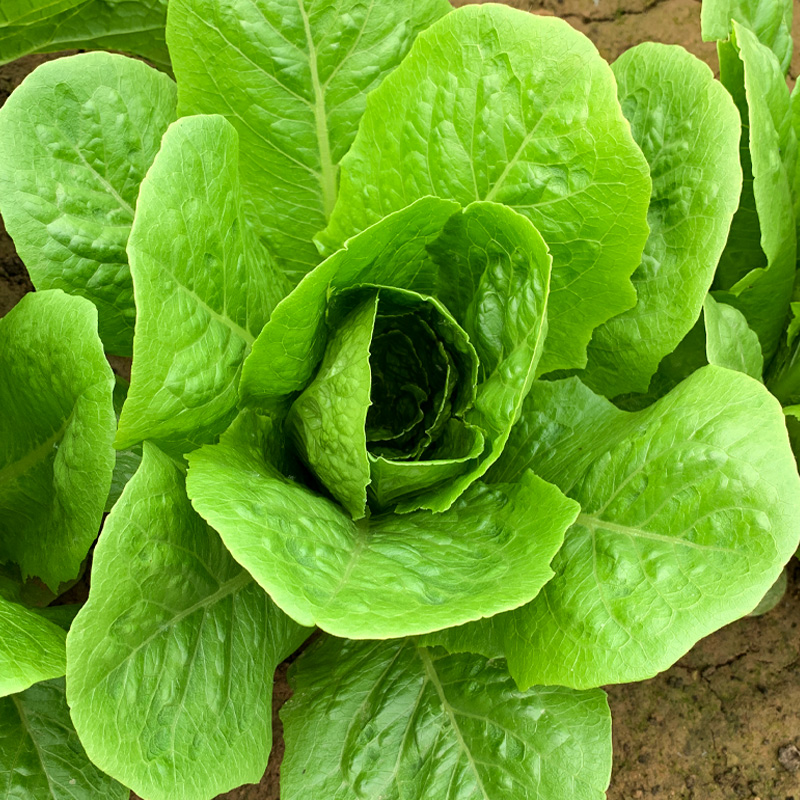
0,290,115,590
0,52,176,355
0,677,128,800
713,22,797,360
168,0,451,283
701,0,793,72
281,636,612,800
243,196,552,513
320,3,650,374
434,366,800,689
186,410,578,639
703,295,763,379
66,443,310,800
0,0,170,70
0,596,66,697
580,43,741,397
116,114,286,455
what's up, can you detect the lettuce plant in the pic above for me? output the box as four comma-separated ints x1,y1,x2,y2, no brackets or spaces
0,0,169,70
1,1,800,799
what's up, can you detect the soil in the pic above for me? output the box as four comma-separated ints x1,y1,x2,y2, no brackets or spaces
3,3,800,799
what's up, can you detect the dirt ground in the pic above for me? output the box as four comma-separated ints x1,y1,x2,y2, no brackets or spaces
3,1,800,798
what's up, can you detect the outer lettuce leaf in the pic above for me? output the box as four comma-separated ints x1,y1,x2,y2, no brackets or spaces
117,114,286,455
0,52,176,355
703,295,763,378
281,637,612,800
0,596,66,697
186,410,578,639
168,0,451,284
0,678,128,800
0,290,115,590
320,4,650,375
701,0,793,73
462,366,800,689
0,0,170,70
580,43,741,397
1,0,85,26
67,443,310,800
242,198,552,512
713,23,797,360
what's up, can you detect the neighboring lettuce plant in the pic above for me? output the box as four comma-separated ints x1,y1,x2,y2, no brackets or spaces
1,1,799,800
0,0,170,70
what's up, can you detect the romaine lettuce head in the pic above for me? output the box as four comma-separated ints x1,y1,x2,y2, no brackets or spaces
186,197,582,640
240,197,551,517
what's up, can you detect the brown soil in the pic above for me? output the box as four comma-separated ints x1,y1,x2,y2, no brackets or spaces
3,4,800,799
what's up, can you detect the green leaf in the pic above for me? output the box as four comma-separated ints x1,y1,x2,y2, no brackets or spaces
117,114,286,455
0,52,176,355
580,44,741,397
368,421,485,512
320,4,650,375
701,0,793,73
241,197,460,405
0,0,170,70
67,442,309,800
1,0,85,26
0,290,115,590
703,294,764,378
713,23,797,361
243,199,552,512
167,0,451,284
186,410,578,639
399,201,552,512
288,294,378,519
613,317,708,411
0,678,128,800
281,637,612,800
485,366,800,689
0,596,66,697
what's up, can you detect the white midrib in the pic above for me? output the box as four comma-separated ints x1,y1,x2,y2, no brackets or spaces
576,512,737,553
298,0,337,219
418,647,490,800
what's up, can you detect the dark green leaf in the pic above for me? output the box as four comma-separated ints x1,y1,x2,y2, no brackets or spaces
282,637,612,800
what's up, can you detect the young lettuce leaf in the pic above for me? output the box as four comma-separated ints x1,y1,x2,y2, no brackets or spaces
241,197,552,513
186,410,578,639
0,0,170,70
0,290,115,590
0,52,176,355
701,0,793,73
712,22,797,360
67,443,311,800
281,636,612,800
167,0,452,283
703,294,764,378
319,4,651,375
0,677,129,800
579,43,741,397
